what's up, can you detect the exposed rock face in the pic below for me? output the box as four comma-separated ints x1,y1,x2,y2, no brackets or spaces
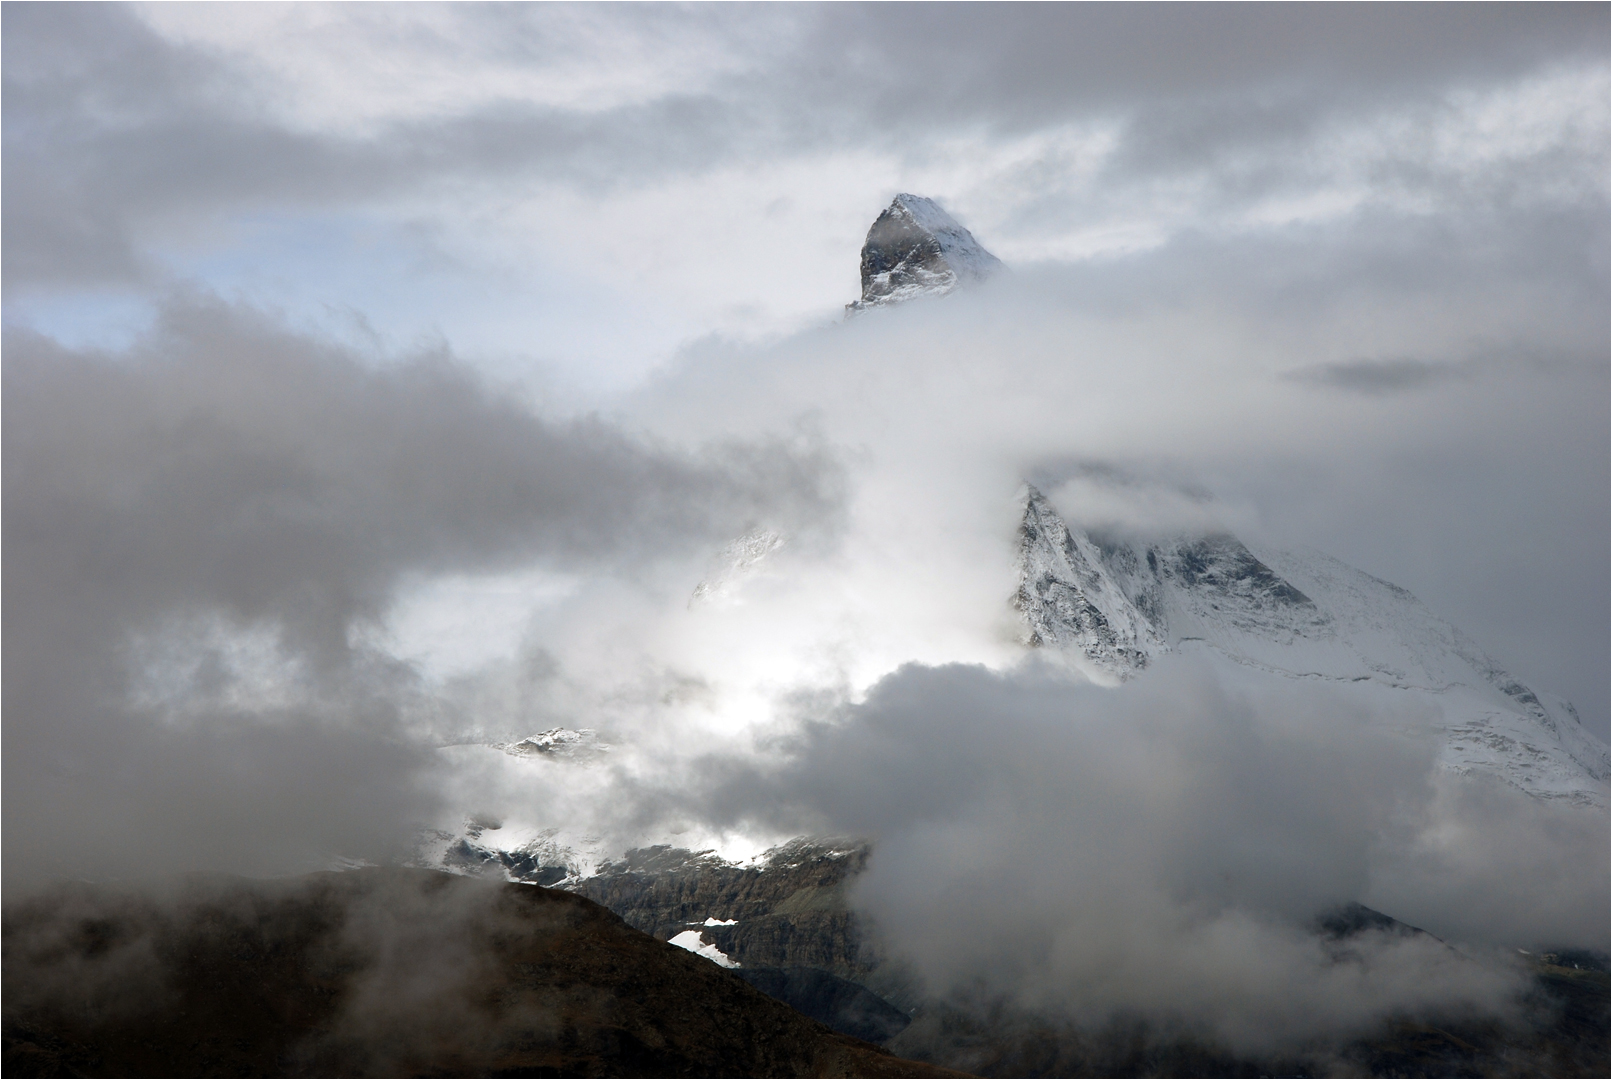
1014,486,1169,673
1313,901,1436,943
573,842,1607,1078
575,839,877,981
1015,484,1326,677
848,194,1003,313
1,868,960,1079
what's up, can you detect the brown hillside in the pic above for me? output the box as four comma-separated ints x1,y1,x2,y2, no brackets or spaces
2,867,966,1078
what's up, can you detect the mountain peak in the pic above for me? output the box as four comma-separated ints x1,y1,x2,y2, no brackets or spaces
848,194,1004,313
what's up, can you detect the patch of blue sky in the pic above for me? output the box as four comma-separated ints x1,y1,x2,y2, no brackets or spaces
169,210,517,353
6,207,701,405
156,209,691,402
3,288,160,354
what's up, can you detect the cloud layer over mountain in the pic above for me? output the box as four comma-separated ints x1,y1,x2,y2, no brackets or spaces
3,2,1606,1048
3,299,840,889
687,658,1601,1046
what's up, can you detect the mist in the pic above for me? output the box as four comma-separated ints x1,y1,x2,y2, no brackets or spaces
4,2,1607,1061
2,296,840,891
674,658,1604,1045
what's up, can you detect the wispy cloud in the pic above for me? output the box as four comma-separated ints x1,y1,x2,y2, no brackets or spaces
1283,357,1467,395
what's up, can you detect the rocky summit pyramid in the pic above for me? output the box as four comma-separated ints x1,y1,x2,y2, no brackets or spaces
847,194,1004,313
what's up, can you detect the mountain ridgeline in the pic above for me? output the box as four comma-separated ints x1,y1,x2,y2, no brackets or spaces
559,838,1610,1077
842,192,1605,812
1014,484,1609,807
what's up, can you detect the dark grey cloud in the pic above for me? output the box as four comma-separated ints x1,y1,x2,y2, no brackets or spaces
2,7,1605,1036
4,3,1605,291
668,658,1601,1045
1,295,841,890
807,3,1606,125
1284,357,1465,394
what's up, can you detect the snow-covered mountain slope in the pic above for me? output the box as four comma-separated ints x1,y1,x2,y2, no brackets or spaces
1016,486,1610,807
493,726,611,761
690,528,786,608
847,194,1004,313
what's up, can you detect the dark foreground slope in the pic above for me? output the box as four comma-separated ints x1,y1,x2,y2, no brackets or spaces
2,867,965,1078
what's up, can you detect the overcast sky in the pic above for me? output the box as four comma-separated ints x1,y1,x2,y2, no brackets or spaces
4,3,1608,1019
8,1,1606,712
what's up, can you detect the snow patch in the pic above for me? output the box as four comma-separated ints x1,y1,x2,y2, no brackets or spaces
668,929,740,968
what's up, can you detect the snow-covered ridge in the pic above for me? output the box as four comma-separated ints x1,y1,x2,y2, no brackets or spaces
494,727,610,760
1016,486,1610,807
847,194,1004,313
690,528,785,607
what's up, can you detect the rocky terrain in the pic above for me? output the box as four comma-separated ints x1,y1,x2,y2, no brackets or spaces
1,867,962,1078
573,843,1610,1078
578,839,873,977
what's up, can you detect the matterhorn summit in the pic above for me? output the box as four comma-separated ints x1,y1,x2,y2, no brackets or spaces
847,193,1004,313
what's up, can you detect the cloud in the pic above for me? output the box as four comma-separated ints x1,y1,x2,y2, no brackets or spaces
5,3,1605,305
1,294,840,891
2,7,1605,1053
1283,357,1466,395
676,657,1600,1047
616,205,1608,732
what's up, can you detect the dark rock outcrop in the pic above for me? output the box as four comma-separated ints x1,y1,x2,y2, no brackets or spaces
575,839,924,1037
573,842,1608,1077
575,839,877,979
